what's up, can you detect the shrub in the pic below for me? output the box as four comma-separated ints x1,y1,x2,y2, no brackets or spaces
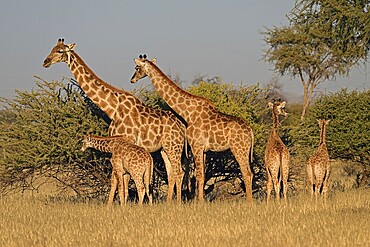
0,79,109,197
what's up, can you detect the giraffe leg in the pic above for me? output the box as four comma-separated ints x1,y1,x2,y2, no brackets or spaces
272,173,280,202
314,174,320,203
266,167,273,204
192,149,205,203
133,175,145,205
107,171,118,206
123,174,130,204
231,143,253,203
322,162,331,202
174,158,185,204
144,161,153,205
175,169,184,203
164,150,184,204
281,153,290,203
110,157,125,206
306,164,314,200
116,171,124,207
161,150,175,202
230,138,253,202
315,172,324,203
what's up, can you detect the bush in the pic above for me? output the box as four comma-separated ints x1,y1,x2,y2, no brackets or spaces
0,79,110,197
292,89,370,164
287,89,370,190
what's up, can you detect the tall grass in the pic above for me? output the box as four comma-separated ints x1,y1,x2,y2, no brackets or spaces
1,189,369,247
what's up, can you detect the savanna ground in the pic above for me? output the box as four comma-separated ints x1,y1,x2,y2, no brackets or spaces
1,188,369,247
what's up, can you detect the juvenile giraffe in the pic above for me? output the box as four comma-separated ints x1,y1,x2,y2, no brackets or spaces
131,55,254,203
81,135,153,205
306,119,331,201
43,39,186,204
264,100,290,203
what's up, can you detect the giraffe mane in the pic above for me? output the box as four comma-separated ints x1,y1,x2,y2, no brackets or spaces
71,51,145,106
72,52,127,95
87,134,133,143
147,60,215,107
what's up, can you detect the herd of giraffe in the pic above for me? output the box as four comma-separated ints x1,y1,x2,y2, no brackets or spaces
42,39,331,205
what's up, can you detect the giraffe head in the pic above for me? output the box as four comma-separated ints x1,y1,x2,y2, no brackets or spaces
268,100,288,117
130,54,157,83
43,38,77,68
317,119,330,127
81,135,93,152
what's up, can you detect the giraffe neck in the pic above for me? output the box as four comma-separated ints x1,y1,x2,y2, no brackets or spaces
272,109,280,135
88,138,116,153
68,52,125,119
146,61,214,123
319,123,327,145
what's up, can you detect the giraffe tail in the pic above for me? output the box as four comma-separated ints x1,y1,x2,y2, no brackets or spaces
184,137,188,159
249,131,254,164
279,153,283,182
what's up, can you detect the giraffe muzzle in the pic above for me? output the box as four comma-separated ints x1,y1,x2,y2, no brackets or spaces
43,59,51,68
130,75,138,83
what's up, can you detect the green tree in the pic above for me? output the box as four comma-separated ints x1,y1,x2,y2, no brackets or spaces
0,78,110,196
300,89,370,164
294,0,370,62
263,0,370,120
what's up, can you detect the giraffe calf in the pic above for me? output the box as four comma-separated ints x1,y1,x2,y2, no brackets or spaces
81,135,153,206
306,119,331,201
264,100,290,204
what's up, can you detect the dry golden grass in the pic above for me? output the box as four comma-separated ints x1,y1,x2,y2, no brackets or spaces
1,189,369,247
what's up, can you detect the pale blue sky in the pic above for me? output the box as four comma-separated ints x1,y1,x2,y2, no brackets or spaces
0,1,368,101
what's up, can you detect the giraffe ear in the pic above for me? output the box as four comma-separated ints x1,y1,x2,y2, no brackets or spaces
280,101,286,108
151,58,157,64
268,102,274,108
66,43,77,51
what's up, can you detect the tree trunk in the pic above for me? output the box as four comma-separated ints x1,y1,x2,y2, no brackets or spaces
300,80,316,120
301,83,309,120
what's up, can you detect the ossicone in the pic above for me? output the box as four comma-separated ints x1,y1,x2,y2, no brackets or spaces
138,54,147,59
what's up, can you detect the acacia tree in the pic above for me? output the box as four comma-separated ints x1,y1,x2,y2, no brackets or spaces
0,78,110,196
305,89,370,164
263,0,370,120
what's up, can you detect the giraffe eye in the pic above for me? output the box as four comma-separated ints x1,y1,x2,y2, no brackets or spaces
57,49,64,53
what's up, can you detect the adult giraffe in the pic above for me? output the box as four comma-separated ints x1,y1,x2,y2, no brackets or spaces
131,55,254,203
43,39,186,204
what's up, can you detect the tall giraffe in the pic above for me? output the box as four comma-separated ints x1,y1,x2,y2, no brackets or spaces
131,55,254,203
81,135,153,205
43,39,186,204
306,119,331,201
264,100,290,204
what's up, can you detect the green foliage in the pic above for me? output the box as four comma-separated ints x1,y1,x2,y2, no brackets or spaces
263,0,370,119
3,76,367,200
294,0,370,62
0,79,110,196
291,89,370,163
